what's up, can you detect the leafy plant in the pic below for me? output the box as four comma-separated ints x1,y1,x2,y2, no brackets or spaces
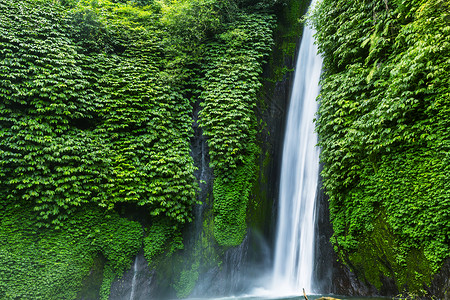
198,12,275,246
311,0,450,293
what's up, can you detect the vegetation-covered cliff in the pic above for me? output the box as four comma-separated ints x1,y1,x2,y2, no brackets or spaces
1,0,448,298
311,0,450,296
0,0,299,298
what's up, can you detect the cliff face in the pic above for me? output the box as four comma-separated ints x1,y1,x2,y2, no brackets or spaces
99,0,449,297
107,0,313,297
311,0,450,297
108,0,450,296
0,0,288,298
1,0,448,298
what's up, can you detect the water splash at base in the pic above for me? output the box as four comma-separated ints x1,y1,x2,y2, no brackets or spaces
271,0,323,295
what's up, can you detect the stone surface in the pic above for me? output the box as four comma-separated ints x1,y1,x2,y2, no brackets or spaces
428,258,450,300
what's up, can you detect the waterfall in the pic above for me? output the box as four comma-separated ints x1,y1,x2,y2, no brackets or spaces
129,256,138,300
271,0,323,295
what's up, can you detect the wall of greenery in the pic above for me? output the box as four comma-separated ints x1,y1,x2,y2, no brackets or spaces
0,202,143,299
0,0,198,227
198,12,275,247
311,0,449,294
0,0,198,297
0,0,292,298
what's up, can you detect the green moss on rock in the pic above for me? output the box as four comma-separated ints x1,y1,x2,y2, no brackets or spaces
312,0,450,294
348,215,433,292
0,203,143,300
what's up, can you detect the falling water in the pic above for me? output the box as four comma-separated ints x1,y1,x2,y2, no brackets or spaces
129,256,138,300
271,0,323,295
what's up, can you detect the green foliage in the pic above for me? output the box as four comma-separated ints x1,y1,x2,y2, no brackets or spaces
1,0,283,296
158,0,222,44
349,215,433,291
0,0,200,297
143,218,184,262
311,0,450,293
77,254,106,299
99,263,116,300
0,203,142,299
0,0,197,226
68,9,113,54
0,0,108,227
198,12,275,246
173,260,200,298
172,215,222,297
212,148,260,246
275,0,307,57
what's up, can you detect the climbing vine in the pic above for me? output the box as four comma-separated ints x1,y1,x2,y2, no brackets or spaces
0,0,198,227
311,0,450,293
198,12,275,246
0,202,142,299
0,0,196,298
0,0,284,297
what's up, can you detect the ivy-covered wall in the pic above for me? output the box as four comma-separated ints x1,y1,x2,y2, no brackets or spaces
5,0,448,297
311,0,450,296
0,0,302,298
198,12,275,247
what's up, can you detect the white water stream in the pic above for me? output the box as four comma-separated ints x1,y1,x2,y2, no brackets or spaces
130,255,138,300
271,0,323,295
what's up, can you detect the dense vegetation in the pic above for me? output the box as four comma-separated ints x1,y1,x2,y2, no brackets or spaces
199,13,275,246
4,0,448,297
311,0,450,294
0,0,286,298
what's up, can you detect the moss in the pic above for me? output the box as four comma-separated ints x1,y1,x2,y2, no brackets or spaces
172,218,223,297
143,219,184,264
348,215,433,294
213,156,259,247
155,211,223,298
77,254,106,300
267,0,310,82
0,203,143,300
173,260,200,298
277,0,307,57
99,264,116,300
248,150,271,229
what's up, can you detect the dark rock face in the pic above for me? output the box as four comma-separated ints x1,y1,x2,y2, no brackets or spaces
329,263,380,296
78,254,107,300
258,50,297,245
313,168,389,296
190,235,250,297
109,252,154,300
313,172,450,298
191,99,214,211
428,258,450,300
313,165,450,298
313,170,334,293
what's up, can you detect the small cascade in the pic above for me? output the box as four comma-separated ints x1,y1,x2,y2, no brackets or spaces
271,0,323,295
109,252,153,300
129,256,138,300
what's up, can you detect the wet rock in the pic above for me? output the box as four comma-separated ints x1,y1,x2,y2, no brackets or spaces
427,258,450,300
